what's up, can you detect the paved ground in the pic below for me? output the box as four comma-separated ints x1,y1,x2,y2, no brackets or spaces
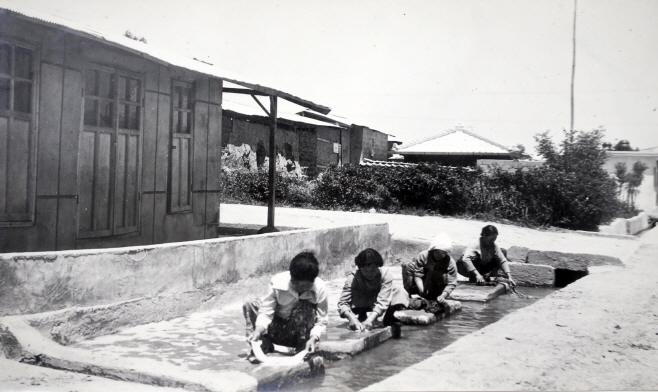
0,205,651,391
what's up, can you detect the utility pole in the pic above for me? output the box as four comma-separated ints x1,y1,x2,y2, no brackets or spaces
570,0,577,132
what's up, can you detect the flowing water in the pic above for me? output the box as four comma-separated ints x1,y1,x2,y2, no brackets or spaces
284,287,555,392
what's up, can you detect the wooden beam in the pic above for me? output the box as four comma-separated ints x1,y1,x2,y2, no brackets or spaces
222,88,268,96
251,95,270,117
258,96,279,234
225,81,331,115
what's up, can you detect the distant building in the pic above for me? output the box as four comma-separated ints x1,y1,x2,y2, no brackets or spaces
221,101,347,177
603,147,658,212
297,110,389,165
394,125,514,166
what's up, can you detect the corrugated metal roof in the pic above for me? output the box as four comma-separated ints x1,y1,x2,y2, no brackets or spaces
222,100,341,128
0,1,330,114
397,127,512,155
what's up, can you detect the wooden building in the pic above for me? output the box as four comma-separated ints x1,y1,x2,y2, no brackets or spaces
221,101,348,176
0,5,328,252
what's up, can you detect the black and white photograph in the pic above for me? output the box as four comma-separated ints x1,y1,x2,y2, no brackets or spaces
0,0,657,390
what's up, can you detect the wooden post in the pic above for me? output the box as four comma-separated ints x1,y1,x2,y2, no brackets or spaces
259,95,279,233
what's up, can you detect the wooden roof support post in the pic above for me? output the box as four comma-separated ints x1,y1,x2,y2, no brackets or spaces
259,95,279,234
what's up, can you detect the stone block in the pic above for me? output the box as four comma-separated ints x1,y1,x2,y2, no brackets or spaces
506,246,529,263
526,250,589,272
449,283,506,302
444,299,463,313
509,262,555,287
318,327,392,361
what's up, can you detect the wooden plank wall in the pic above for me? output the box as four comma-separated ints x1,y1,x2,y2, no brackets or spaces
0,18,223,252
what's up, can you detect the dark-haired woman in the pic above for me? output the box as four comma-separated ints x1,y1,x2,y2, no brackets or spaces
457,225,516,287
337,248,407,334
243,252,328,356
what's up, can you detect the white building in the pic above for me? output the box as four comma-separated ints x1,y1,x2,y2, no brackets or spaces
603,147,658,213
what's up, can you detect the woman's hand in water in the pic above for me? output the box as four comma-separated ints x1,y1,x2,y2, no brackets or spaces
347,312,365,331
348,319,365,331
507,276,516,287
248,325,266,342
305,336,319,353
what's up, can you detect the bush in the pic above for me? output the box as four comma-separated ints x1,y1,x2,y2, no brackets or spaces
220,128,622,231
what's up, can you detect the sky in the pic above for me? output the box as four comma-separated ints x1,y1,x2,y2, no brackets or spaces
5,0,658,156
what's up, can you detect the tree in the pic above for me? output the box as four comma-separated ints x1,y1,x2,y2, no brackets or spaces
534,128,609,175
533,128,621,230
625,161,648,209
509,144,530,160
614,162,627,196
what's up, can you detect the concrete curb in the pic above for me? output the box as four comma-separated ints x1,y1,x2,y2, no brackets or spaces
0,316,258,392
0,312,331,392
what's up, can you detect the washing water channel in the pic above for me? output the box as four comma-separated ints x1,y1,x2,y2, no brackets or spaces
288,287,555,392
70,282,554,391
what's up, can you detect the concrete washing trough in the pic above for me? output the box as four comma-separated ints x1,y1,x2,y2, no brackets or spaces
0,274,405,391
0,223,398,391
0,225,626,391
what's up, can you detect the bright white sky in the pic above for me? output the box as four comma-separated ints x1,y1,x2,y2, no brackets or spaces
8,0,658,156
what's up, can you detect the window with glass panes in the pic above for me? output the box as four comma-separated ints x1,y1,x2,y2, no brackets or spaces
78,64,142,237
0,38,36,223
168,80,194,213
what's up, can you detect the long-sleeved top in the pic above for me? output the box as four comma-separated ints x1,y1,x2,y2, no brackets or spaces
255,271,328,340
337,267,394,318
460,239,511,275
407,251,458,299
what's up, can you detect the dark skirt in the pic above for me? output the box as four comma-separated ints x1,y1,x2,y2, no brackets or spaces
243,298,316,351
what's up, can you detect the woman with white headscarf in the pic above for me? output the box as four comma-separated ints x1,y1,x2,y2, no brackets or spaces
401,232,458,308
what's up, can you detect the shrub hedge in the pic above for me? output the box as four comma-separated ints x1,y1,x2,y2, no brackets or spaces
220,162,621,232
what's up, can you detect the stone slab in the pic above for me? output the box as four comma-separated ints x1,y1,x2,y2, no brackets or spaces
448,283,507,302
317,327,392,361
395,310,437,325
392,299,463,326
527,250,590,271
507,246,529,263
509,262,555,287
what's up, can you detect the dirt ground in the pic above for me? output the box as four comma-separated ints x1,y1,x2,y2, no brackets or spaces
1,205,654,391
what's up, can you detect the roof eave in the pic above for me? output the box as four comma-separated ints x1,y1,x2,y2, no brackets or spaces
398,152,513,156
4,7,331,114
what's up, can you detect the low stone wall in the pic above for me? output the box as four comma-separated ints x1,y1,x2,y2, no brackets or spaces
599,212,654,235
0,224,390,318
390,236,623,288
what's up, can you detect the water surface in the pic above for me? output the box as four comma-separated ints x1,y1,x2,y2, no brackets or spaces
286,287,555,391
